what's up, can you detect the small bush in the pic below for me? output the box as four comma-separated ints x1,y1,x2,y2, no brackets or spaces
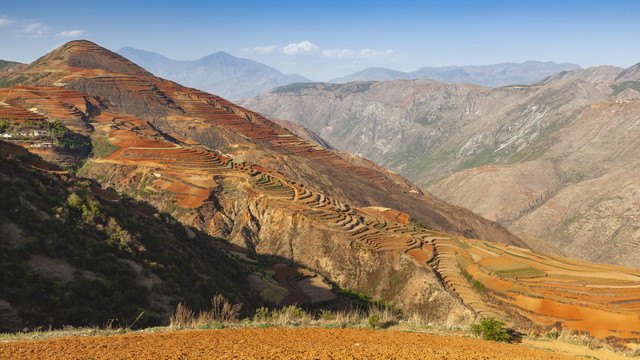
318,309,335,321
545,330,559,339
368,314,381,329
272,305,306,325
470,317,511,342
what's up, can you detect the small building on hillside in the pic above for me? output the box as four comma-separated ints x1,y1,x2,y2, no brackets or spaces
32,130,48,136
30,142,53,148
0,133,12,138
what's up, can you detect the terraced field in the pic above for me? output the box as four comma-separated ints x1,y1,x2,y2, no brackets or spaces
95,110,640,342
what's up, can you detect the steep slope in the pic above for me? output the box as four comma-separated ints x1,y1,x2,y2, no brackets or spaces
616,62,640,81
331,61,581,87
117,47,309,100
430,100,640,267
241,79,611,186
0,142,258,332
269,117,335,149
3,41,640,343
241,64,640,269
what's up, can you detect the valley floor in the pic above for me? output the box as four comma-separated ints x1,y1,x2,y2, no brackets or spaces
0,327,575,360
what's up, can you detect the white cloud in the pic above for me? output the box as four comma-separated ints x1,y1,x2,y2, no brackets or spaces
244,45,278,54
17,22,49,37
283,41,319,55
57,29,87,38
323,48,395,59
0,17,13,27
322,49,355,59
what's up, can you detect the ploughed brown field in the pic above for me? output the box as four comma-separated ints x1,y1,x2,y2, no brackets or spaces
0,327,574,360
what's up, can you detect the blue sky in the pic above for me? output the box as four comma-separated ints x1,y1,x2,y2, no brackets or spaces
2,0,640,81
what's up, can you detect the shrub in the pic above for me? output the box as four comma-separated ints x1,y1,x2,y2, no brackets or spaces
254,307,270,322
368,314,381,329
470,317,511,342
66,193,83,209
272,305,305,325
545,330,559,339
318,309,335,321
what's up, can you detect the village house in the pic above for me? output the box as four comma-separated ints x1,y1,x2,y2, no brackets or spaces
0,133,12,138
30,142,54,148
32,130,48,136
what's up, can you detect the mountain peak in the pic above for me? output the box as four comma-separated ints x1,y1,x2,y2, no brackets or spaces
115,46,310,99
4,40,153,86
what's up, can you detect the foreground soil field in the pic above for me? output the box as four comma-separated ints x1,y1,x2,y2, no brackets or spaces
0,327,575,360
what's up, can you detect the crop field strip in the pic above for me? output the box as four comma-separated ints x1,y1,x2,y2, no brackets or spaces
452,239,640,336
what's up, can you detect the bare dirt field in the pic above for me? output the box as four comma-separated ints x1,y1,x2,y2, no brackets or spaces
0,327,575,360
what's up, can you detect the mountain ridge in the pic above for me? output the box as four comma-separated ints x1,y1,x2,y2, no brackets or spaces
116,46,310,100
241,62,640,269
330,61,581,87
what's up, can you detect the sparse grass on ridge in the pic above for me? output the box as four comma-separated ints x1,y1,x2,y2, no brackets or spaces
2,295,639,357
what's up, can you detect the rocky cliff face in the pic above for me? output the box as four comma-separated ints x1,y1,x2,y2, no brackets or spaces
241,64,640,268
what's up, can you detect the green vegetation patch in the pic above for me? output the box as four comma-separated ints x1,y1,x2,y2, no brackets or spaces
471,317,511,342
461,269,486,293
495,267,546,279
270,82,318,94
610,81,640,96
91,136,119,158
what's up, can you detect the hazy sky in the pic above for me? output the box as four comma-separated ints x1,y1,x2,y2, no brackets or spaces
2,0,640,81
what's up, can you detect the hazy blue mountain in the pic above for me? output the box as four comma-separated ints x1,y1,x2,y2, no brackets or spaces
117,47,310,100
331,61,581,87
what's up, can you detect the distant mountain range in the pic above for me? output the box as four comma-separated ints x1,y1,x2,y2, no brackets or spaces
116,47,310,100
241,62,640,269
330,61,581,87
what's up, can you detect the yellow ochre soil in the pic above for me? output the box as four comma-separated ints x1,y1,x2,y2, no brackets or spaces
0,327,575,360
